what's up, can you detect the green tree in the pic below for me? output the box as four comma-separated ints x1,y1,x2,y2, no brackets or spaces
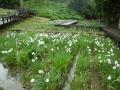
69,0,97,19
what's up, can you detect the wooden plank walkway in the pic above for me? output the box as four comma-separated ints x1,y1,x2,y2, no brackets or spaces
53,20,79,27
0,8,35,28
103,27,120,42
53,20,102,29
0,15,15,26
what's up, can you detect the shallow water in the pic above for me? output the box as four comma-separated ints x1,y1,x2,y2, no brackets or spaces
62,50,80,90
0,63,24,90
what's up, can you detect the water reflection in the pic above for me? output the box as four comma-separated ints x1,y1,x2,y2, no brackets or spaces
0,63,24,90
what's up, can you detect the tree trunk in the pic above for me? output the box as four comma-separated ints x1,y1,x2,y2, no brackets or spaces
20,0,23,8
106,17,119,29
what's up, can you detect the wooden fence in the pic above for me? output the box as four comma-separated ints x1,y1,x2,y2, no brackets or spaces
0,8,35,27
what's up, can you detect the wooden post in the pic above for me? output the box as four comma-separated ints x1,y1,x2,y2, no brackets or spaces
9,16,11,22
118,18,120,29
6,16,9,23
2,16,5,24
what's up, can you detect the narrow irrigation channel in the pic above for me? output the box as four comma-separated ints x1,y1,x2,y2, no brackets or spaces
91,57,104,90
0,63,24,90
62,49,80,90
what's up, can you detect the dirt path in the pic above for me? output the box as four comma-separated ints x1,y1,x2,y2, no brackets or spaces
91,58,104,90
0,28,7,35
62,49,80,90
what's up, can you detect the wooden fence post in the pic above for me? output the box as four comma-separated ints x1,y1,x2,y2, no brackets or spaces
1,16,5,24
6,16,9,23
118,18,120,29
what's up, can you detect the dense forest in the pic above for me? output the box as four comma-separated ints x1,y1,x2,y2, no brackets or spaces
95,0,120,27
0,0,120,28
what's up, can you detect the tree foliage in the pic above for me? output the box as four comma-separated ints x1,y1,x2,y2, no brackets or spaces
0,0,20,8
69,0,97,19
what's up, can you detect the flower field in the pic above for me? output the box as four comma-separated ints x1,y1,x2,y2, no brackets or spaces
71,33,120,90
0,31,81,90
0,30,120,90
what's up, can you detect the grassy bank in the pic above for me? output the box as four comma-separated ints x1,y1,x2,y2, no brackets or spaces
0,8,15,15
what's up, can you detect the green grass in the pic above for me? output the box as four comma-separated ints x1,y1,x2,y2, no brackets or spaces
0,87,4,90
9,17,57,31
78,20,101,27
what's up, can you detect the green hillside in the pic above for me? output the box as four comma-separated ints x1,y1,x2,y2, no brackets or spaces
24,0,83,20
